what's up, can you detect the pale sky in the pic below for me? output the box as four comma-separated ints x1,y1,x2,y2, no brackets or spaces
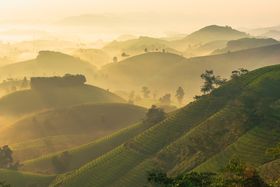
0,0,279,28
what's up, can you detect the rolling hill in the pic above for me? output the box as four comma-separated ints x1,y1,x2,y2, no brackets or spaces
97,44,280,102
21,121,152,174
213,37,279,54
49,64,280,187
0,51,97,80
0,103,146,161
170,25,249,52
0,169,54,187
103,36,181,58
0,83,124,116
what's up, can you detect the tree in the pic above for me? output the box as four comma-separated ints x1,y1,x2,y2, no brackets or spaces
145,105,166,124
52,151,71,173
121,52,130,57
142,86,151,98
113,56,118,63
176,87,185,105
21,77,29,88
231,68,249,79
159,94,171,105
0,145,20,170
200,70,226,94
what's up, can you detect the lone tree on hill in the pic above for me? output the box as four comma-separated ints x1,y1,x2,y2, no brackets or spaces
200,70,226,94
0,145,20,170
176,86,185,105
145,105,166,124
144,48,148,53
142,86,151,98
113,56,118,63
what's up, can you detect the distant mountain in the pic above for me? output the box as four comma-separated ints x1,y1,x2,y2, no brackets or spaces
0,51,97,81
49,64,280,187
97,45,280,100
213,37,279,54
168,25,249,57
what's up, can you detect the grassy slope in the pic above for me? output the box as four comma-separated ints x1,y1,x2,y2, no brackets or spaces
51,65,280,187
0,169,54,187
0,84,124,116
21,122,151,174
0,103,145,160
49,85,232,186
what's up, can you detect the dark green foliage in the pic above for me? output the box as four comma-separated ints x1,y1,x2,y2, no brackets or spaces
0,145,19,170
231,68,249,79
145,105,166,124
266,143,280,159
175,87,185,105
51,151,71,174
200,70,226,94
30,74,86,89
0,181,10,187
147,158,268,187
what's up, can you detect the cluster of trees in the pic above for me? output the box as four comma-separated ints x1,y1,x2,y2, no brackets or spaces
51,151,72,173
0,145,20,170
30,74,86,89
144,48,167,53
145,105,166,124
200,70,227,95
147,158,268,187
138,86,185,106
195,68,249,99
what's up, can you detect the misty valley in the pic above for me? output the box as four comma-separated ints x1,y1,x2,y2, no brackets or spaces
0,2,280,186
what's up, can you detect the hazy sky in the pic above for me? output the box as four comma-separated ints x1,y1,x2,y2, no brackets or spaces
0,0,279,28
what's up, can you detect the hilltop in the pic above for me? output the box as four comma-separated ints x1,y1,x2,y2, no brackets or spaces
0,51,97,81
50,64,280,187
170,25,249,53
0,75,124,116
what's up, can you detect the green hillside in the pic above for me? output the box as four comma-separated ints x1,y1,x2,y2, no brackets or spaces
0,51,97,80
97,44,280,101
0,169,54,187
0,84,124,116
0,103,145,160
50,64,280,187
213,38,279,54
21,121,152,174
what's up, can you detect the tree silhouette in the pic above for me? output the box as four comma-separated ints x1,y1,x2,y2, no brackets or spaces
176,86,185,105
